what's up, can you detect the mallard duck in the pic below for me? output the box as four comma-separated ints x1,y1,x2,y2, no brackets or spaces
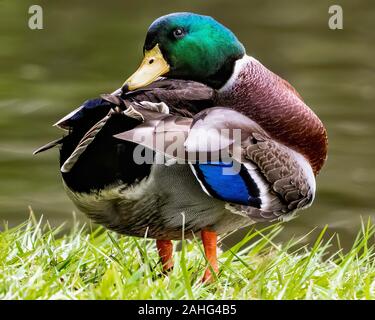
35,12,327,282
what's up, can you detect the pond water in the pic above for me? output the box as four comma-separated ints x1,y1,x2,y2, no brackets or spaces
1,0,374,249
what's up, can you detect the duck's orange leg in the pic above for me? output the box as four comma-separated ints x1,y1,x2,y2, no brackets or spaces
156,239,174,272
201,229,218,283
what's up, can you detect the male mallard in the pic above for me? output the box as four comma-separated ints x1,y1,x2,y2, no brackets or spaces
35,12,327,282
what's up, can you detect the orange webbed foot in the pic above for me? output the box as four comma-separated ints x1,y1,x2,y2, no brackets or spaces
201,229,218,283
156,239,174,272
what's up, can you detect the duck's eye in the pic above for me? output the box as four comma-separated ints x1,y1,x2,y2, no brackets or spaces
173,28,185,39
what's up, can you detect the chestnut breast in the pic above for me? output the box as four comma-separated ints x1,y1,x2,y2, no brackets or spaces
217,57,328,175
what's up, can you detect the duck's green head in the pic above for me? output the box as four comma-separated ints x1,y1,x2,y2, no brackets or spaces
123,12,245,91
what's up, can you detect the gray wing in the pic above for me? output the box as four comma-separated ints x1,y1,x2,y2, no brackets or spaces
239,130,316,221
115,107,316,221
181,107,317,219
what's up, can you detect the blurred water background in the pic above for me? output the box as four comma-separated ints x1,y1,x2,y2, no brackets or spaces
0,0,374,249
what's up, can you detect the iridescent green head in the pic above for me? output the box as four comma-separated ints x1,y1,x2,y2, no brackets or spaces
123,13,245,90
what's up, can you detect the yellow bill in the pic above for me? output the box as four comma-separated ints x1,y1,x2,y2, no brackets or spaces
123,44,170,91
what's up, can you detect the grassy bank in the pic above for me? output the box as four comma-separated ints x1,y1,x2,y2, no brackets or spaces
0,214,374,300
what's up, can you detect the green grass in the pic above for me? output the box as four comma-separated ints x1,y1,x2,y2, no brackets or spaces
1,212,374,300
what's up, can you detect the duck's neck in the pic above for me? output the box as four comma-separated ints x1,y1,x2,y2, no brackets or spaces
216,55,327,174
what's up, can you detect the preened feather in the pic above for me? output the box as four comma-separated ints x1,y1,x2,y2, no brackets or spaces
33,137,65,155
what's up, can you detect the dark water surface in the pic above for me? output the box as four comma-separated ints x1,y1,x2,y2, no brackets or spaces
1,0,374,248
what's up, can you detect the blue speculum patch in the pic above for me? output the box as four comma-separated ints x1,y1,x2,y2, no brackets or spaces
194,161,261,207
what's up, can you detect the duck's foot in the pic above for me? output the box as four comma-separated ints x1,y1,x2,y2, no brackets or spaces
156,239,174,272
201,229,218,283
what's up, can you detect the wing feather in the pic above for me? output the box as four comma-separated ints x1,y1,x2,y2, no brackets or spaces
115,106,316,220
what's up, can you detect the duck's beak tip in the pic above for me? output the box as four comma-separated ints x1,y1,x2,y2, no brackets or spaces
120,44,170,92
